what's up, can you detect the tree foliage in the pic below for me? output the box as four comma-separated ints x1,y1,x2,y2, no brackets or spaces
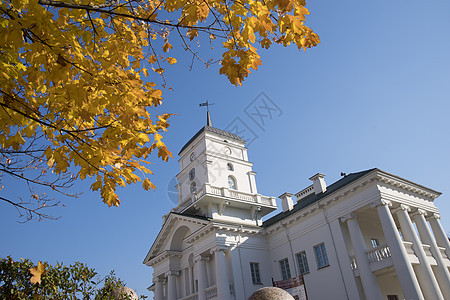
0,0,319,219
0,256,144,299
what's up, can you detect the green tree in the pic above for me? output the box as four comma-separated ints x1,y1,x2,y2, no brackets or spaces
0,0,320,220
0,256,144,299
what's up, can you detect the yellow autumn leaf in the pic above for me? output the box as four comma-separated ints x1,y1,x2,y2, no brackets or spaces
166,57,177,64
0,0,319,216
163,42,173,52
142,178,156,191
30,261,46,284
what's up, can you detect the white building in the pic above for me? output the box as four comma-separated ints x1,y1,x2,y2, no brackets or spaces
143,123,450,300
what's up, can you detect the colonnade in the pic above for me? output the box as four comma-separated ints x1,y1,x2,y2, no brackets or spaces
153,248,232,300
341,199,450,300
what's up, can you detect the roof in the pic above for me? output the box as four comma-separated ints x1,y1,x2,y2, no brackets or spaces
143,212,211,264
178,126,246,155
263,168,377,227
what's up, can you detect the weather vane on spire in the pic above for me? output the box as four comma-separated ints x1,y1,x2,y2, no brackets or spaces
199,100,214,126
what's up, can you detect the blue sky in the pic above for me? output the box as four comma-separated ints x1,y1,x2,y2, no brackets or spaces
1,0,450,298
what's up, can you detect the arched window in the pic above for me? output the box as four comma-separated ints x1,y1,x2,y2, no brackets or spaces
190,182,197,194
227,163,234,171
228,176,237,190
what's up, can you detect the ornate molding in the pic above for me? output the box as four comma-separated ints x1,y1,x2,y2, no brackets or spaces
426,212,441,221
392,204,411,214
370,199,392,208
340,213,357,223
375,172,441,199
411,208,427,219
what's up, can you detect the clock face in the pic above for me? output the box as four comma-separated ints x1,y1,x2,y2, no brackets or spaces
189,168,195,181
223,146,232,155
190,152,196,162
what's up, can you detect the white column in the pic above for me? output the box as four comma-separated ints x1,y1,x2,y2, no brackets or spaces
394,205,444,300
167,272,177,300
183,268,190,296
195,256,208,300
189,265,195,295
372,200,424,300
428,213,450,258
154,277,165,300
413,209,450,298
213,248,231,300
341,214,383,300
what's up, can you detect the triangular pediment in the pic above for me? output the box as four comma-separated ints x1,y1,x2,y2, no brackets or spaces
143,213,210,265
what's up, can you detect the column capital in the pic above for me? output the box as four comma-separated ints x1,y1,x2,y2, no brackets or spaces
411,209,427,219
370,199,392,208
210,246,228,255
392,204,411,214
426,212,441,220
165,271,179,277
340,213,358,223
154,276,166,284
194,254,209,263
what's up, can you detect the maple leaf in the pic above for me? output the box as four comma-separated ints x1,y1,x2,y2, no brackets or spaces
30,261,46,284
0,0,319,219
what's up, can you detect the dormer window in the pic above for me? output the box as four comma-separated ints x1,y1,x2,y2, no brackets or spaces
227,163,234,171
190,182,197,194
228,176,237,190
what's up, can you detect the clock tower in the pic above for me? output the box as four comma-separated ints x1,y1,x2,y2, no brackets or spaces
171,123,277,226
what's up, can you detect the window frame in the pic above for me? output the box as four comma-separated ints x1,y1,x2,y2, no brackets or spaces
295,251,310,275
279,258,292,280
370,238,379,248
313,243,330,269
250,262,262,284
227,175,237,190
190,181,197,194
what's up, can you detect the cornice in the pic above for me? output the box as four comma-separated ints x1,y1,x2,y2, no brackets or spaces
374,171,441,199
144,213,210,265
148,250,182,266
264,169,441,234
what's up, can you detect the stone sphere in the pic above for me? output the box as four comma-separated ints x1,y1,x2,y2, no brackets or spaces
112,286,139,300
248,287,295,300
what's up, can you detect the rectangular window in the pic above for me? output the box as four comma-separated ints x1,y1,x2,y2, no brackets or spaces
250,262,261,284
387,295,398,300
371,238,379,248
314,243,329,269
296,251,310,275
279,258,291,280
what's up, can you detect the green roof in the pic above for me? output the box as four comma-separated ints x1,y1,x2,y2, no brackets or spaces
263,168,377,227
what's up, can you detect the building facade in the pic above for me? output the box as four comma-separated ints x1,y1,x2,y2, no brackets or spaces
143,125,450,300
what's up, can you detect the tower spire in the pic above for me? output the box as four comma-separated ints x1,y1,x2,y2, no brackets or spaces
199,100,215,126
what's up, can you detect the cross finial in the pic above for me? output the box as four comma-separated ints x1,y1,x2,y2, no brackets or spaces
199,100,214,126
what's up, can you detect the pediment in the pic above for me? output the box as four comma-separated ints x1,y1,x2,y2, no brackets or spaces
143,213,210,265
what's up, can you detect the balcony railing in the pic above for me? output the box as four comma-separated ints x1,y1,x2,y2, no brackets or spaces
193,183,276,206
180,293,198,300
366,243,391,263
205,285,217,300
295,185,314,201
350,244,392,270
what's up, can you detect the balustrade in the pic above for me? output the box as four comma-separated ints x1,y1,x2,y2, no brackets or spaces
192,184,275,206
366,243,391,263
180,293,198,300
205,285,218,300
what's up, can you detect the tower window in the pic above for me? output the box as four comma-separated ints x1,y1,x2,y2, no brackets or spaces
227,163,234,171
228,176,237,190
371,238,379,248
190,182,197,194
